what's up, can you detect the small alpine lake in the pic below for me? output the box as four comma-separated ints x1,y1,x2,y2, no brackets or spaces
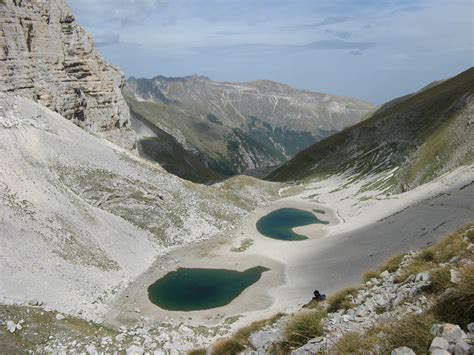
256,207,329,241
148,266,269,311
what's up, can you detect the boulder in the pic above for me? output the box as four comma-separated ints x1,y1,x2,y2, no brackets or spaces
440,324,467,343
467,323,474,334
249,329,280,349
450,269,461,284
429,337,449,351
415,272,431,282
452,339,471,354
431,350,450,355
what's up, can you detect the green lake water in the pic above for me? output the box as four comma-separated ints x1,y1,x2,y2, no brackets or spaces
148,266,269,311
256,207,329,241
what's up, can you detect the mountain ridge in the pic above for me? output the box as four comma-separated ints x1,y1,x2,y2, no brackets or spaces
265,67,474,191
124,75,373,182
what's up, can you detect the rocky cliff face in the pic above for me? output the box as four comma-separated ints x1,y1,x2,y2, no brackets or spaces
0,0,134,149
124,75,373,181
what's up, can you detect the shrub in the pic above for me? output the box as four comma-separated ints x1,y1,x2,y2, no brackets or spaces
283,308,326,348
327,287,358,312
362,270,380,283
334,331,377,354
433,264,474,329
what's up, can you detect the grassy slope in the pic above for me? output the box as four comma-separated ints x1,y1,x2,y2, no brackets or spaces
132,109,226,184
265,68,474,188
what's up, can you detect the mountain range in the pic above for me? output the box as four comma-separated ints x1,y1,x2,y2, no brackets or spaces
124,75,373,182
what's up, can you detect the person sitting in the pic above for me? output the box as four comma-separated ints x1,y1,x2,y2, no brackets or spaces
313,289,326,301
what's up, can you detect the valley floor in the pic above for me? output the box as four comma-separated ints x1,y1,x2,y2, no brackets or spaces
105,165,473,351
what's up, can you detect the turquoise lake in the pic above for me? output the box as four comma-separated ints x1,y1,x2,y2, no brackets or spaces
256,207,329,241
148,266,269,311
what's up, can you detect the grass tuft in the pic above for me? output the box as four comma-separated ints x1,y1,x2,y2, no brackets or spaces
362,270,380,283
326,287,358,313
211,313,283,354
395,230,469,283
380,313,436,353
433,264,474,329
334,331,377,354
380,253,404,273
283,308,326,349
188,348,207,355
429,268,452,294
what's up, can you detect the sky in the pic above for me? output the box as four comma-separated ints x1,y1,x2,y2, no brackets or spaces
68,0,473,104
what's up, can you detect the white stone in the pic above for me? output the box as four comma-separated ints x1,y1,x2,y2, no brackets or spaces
55,313,65,320
415,272,431,282
381,270,390,278
453,339,471,354
450,269,461,284
85,344,98,355
429,337,449,351
467,323,474,333
126,345,145,354
391,346,416,355
431,350,450,355
440,324,467,343
6,320,17,333
249,329,280,349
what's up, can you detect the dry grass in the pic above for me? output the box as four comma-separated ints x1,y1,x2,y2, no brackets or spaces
395,230,469,283
282,308,326,349
211,313,283,355
380,253,405,273
188,349,207,355
428,231,468,263
333,313,436,354
362,270,381,283
433,264,474,329
326,287,358,313
334,331,378,354
429,268,452,294
379,313,436,353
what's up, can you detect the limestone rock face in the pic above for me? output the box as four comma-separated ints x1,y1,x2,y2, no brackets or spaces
0,0,134,149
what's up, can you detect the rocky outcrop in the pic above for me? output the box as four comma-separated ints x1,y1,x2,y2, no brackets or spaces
0,0,134,149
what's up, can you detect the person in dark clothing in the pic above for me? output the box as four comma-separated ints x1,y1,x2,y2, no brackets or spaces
313,290,326,301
